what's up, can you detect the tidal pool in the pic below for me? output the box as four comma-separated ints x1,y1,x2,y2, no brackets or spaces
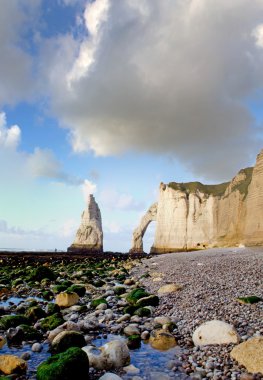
93,334,190,379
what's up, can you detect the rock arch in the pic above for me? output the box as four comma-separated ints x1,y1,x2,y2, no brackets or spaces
129,203,158,254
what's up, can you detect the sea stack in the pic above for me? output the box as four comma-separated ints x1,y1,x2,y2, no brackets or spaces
68,194,103,253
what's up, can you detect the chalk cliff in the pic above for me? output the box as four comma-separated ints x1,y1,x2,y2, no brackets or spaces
68,194,103,253
131,149,263,253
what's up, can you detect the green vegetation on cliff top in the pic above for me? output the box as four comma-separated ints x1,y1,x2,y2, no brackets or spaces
168,167,253,197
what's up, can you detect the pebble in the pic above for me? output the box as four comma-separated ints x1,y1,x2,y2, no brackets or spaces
31,343,43,352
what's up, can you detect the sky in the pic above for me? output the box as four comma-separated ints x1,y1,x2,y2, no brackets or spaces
1,0,263,252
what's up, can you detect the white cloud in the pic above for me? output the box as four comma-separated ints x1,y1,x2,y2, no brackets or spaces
99,188,144,211
41,0,263,180
253,24,263,48
0,111,21,149
82,179,97,203
67,0,110,86
0,0,41,106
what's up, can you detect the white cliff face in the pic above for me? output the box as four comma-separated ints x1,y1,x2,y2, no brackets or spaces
131,149,263,253
68,195,103,253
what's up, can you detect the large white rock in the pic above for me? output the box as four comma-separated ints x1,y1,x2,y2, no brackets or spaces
131,149,263,253
68,194,103,253
192,320,239,346
82,340,130,370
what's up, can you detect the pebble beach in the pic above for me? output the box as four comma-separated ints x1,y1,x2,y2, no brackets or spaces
132,247,263,379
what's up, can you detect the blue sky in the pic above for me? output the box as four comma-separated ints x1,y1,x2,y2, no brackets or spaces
1,0,263,252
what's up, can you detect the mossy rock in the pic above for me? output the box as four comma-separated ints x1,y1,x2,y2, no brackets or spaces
19,324,43,341
116,274,126,282
136,295,159,308
67,285,86,297
123,305,138,315
126,288,149,305
46,303,60,316
52,285,68,294
28,300,38,308
0,315,30,330
163,322,177,332
25,306,46,322
127,334,141,349
52,331,86,353
92,279,105,288
134,307,152,317
36,347,89,380
29,266,56,281
12,278,24,287
236,295,262,304
90,298,107,308
113,286,127,296
61,280,73,287
42,290,54,300
40,313,64,331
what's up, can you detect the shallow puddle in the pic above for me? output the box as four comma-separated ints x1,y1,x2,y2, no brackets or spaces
0,296,49,307
1,342,50,379
93,334,188,379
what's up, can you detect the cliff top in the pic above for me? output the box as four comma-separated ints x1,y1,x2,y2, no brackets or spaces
168,167,253,197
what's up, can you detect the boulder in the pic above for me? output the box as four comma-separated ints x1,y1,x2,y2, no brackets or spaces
36,347,89,380
0,355,27,375
25,306,46,322
149,329,177,351
123,325,140,337
154,316,172,325
82,340,130,370
230,336,263,374
51,331,86,353
0,315,30,330
40,313,64,331
157,284,182,294
192,320,239,346
56,292,79,307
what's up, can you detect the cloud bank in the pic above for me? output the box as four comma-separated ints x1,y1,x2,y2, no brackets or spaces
43,0,263,179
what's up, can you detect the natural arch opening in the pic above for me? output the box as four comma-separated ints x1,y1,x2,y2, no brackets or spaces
129,202,158,254
143,221,156,253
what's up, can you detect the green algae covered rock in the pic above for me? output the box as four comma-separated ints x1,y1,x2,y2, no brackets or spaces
113,286,127,296
237,295,262,304
127,334,141,349
19,324,43,341
51,331,86,353
134,307,152,317
90,298,107,308
46,303,60,316
52,285,68,294
0,315,30,330
135,295,159,308
36,347,89,380
40,313,64,331
66,285,86,297
126,288,149,305
29,266,55,281
25,306,46,322
123,305,138,315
